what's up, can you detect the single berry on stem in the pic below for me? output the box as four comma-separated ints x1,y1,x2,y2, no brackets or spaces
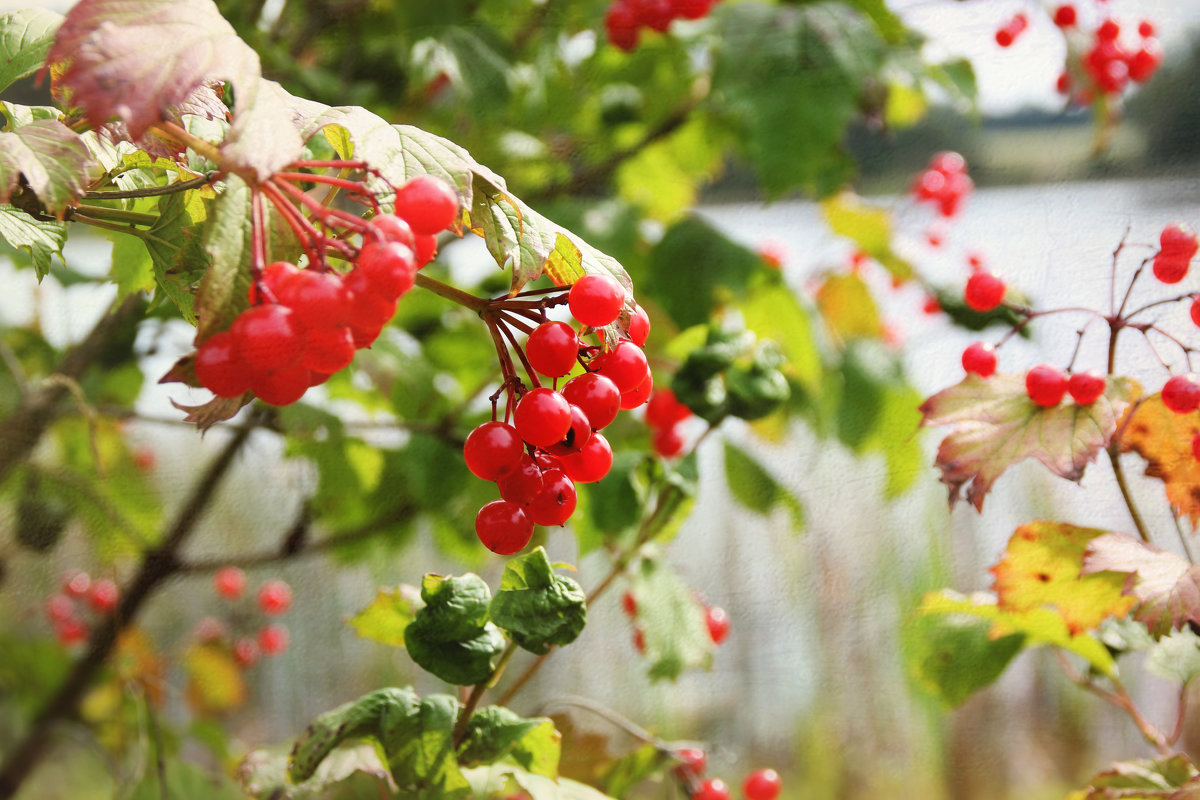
214,566,247,599
1067,370,1106,405
1162,373,1200,414
393,175,460,236
87,579,119,613
258,623,290,656
672,747,706,780
514,388,574,449
706,606,730,644
569,274,626,327
961,342,996,378
693,777,731,800
964,271,1006,312
526,321,581,378
557,432,614,483
1026,364,1068,408
475,499,535,554
258,579,294,616
464,421,525,481
743,769,782,800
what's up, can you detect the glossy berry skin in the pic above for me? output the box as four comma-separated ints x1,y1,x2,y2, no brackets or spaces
526,468,577,526
475,499,534,554
214,566,247,600
366,213,416,249
626,304,651,346
546,405,593,457
653,424,686,458
498,454,544,505
961,342,997,378
672,747,706,779
1053,4,1076,27
1025,364,1068,408
232,304,305,372
561,373,621,430
257,579,293,616
592,341,650,394
194,331,253,398
1191,295,1200,328
87,579,119,613
258,623,290,656
1067,370,1106,405
743,769,782,800
278,269,351,330
464,421,524,480
1162,373,1200,414
693,777,731,800
619,371,653,410
705,606,730,644
251,363,311,407
557,432,613,484
393,175,460,236
964,271,1005,312
569,274,626,328
356,241,417,300
645,388,692,427
514,388,573,448
1153,253,1189,284
301,326,356,374
527,321,580,377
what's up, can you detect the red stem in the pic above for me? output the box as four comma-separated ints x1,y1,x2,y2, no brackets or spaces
258,181,323,267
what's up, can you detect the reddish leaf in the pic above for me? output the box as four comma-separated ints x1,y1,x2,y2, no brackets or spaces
170,394,250,432
0,118,94,215
991,521,1134,635
1083,532,1200,638
47,0,260,139
1119,394,1200,524
100,81,228,160
920,374,1139,510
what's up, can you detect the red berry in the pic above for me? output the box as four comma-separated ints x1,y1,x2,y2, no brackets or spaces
87,579,119,613
557,432,614,484
251,362,311,406
249,260,300,304
694,777,731,800
1053,4,1077,28
1067,370,1106,405
606,1,639,51
527,321,580,378
546,404,593,456
498,454,544,505
1163,373,1200,414
232,304,305,373
671,0,713,20
591,341,650,394
355,241,417,300
705,606,730,644
620,371,653,410
514,388,573,448
194,331,253,398
645,387,692,427
963,271,1006,312
673,747,706,779
994,27,1014,48
301,326,356,374
622,591,637,617
258,623,290,656
961,342,997,378
1192,431,1200,462
1139,20,1156,38
626,304,651,347
464,421,525,481
561,373,622,430
1097,19,1120,41
55,617,88,646
1154,253,1190,284
63,571,90,598
1025,364,1068,407
569,274,626,328
1161,223,1199,260
277,269,351,330
233,637,260,667
46,594,75,623
393,175,460,236
743,769,782,800
1190,295,1200,328
633,0,672,32
475,499,534,554
1129,39,1162,83
214,566,246,600
652,424,686,458
526,468,577,526
413,233,438,267
366,213,416,249
257,579,293,616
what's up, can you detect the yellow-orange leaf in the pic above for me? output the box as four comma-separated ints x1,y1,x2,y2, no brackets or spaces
184,641,246,715
815,272,882,343
1119,394,1200,524
991,521,1135,635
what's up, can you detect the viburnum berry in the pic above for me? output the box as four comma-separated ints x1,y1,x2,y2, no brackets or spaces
546,405,593,457
1162,373,1200,414
232,304,305,373
214,566,247,599
233,637,260,668
1025,364,1068,407
705,606,730,644
277,269,351,330
475,499,534,554
653,424,686,458
673,747,707,780
258,623,290,656
569,274,626,328
87,579,119,613
591,341,650,394
561,373,621,430
693,777,731,800
527,321,580,378
55,618,88,646
743,769,782,800
964,271,1006,312
1067,370,1106,405
645,387,691,427
1161,223,1199,260
526,468,577,526
46,594,75,623
622,591,637,617
634,0,673,32
195,331,253,398
464,421,524,481
1129,39,1163,83
366,213,416,249
606,1,639,51
961,342,997,378
251,362,311,407
1190,295,1200,328
626,304,651,347
63,571,91,597
392,175,460,236
301,326,356,374
413,233,438,267
671,0,713,21
498,454,544,505
355,241,417,300
1053,4,1077,28
514,388,574,448
620,372,653,410
557,432,614,483
249,260,300,305
257,579,293,616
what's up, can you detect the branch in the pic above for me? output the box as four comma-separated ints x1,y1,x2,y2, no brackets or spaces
83,171,219,200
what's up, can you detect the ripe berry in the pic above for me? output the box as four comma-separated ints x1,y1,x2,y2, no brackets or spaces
63,571,91,597
277,269,351,330
55,618,88,646
569,274,626,328
1053,4,1077,28
214,566,247,599
606,2,639,51
1190,295,1200,328
561,373,621,430
591,341,650,394
693,777,731,800
475,499,534,554
526,468,577,526
743,769,782,800
393,175,460,236
964,271,1005,312
413,233,438,267
257,579,293,616
301,326,356,374
705,606,730,644
464,421,524,481
1067,370,1106,405
87,579,119,613
557,432,614,483
622,591,637,617
249,260,300,304
626,304,651,346
1129,39,1163,83
620,371,653,410
258,623,290,656
46,594,75,623
634,0,672,32
1161,223,1199,260
645,387,691,427
1154,253,1190,285
366,213,416,249
546,405,593,456
1025,364,1068,407
652,424,686,458
672,0,714,20
231,304,305,373
233,638,260,668
1162,373,1200,414
514,388,573,448
355,241,417,300
498,454,545,505
251,362,311,407
194,331,253,398
527,321,580,378
673,747,706,779
961,342,997,378
1097,19,1120,41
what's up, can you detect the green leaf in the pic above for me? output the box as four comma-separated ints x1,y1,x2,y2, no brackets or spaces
290,687,421,784
382,693,471,800
131,760,244,800
601,742,670,799
240,743,395,799
0,8,63,94
738,279,823,404
196,174,252,341
631,556,713,681
0,203,65,279
1070,756,1199,800
110,233,155,299
489,547,587,655
348,586,418,648
462,763,618,800
902,610,1025,709
723,442,803,529
821,190,912,282
220,78,304,182
404,573,506,685
0,119,95,215
1146,628,1200,685
456,706,560,779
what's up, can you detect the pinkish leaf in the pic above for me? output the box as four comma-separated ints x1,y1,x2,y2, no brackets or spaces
919,374,1139,511
1082,532,1200,638
0,118,94,215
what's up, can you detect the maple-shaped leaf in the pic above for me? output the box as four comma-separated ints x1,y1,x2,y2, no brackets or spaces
1068,755,1199,800
1119,394,1200,525
991,521,1135,635
1082,532,1200,638
920,374,1139,510
0,118,94,216
47,0,260,139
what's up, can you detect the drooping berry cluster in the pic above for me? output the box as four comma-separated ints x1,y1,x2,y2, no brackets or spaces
193,169,460,406
1154,223,1199,285
645,388,693,458
45,570,119,646
467,274,653,554
206,566,294,665
911,151,972,219
672,748,781,800
1050,6,1162,100
605,0,720,52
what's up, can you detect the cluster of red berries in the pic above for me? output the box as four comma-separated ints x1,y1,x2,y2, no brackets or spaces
467,274,652,555
911,152,972,219
605,0,720,51
622,591,729,653
1154,223,1199,285
45,571,119,646
1053,8,1162,98
645,388,693,458
193,171,459,406
673,752,781,800
206,566,293,665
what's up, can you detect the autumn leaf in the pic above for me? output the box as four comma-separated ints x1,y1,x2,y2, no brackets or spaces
815,271,883,343
920,374,1139,511
184,640,246,715
1118,394,1200,525
991,521,1135,635
0,118,94,215
1082,532,1200,638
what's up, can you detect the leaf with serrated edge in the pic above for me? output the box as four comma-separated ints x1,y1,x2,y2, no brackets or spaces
195,175,252,342
0,203,65,279
348,586,418,648
1119,394,1200,525
920,374,1139,511
1146,627,1200,685
991,521,1134,635
1083,532,1200,638
47,0,261,139
0,119,94,215
0,8,62,93
219,78,303,182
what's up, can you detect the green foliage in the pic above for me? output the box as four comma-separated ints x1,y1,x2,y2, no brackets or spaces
723,442,804,529
405,574,506,686
489,548,587,655
628,555,714,681
902,611,1025,709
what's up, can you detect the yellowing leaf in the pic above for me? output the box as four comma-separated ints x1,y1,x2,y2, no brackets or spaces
991,521,1134,635
348,585,418,647
820,190,913,283
1119,394,1200,524
184,641,246,715
815,272,882,343
919,374,1139,511
1083,532,1200,638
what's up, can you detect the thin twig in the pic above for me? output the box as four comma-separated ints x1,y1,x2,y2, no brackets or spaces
84,171,219,200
